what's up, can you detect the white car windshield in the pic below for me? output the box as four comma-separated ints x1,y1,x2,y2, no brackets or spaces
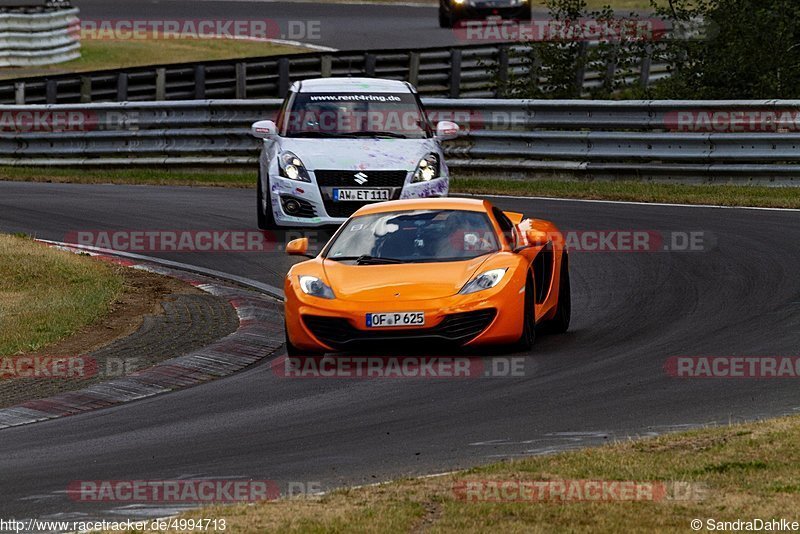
325,210,500,264
281,92,431,139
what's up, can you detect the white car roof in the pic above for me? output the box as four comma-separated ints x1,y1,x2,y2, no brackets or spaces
294,77,413,94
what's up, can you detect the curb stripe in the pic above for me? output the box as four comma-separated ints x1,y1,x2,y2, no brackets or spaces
0,247,285,431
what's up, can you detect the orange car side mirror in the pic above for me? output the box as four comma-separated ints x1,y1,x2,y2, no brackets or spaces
525,229,551,248
286,237,310,256
504,211,524,225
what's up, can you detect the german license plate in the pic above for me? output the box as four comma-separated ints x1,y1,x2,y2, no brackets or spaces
333,188,391,202
366,312,425,328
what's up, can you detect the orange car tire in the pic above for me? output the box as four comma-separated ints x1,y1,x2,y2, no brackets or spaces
512,273,536,351
542,253,571,335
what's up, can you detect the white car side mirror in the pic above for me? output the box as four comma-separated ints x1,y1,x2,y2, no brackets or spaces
251,120,278,139
435,121,459,141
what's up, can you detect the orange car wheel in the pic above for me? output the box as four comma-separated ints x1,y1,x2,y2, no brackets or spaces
542,253,571,335
513,273,536,351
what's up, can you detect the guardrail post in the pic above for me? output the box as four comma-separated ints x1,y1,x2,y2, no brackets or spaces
496,45,509,97
278,58,290,98
46,80,57,104
14,82,25,105
364,53,376,77
155,68,167,101
408,52,420,86
527,49,542,95
449,48,462,98
194,65,206,99
117,73,128,101
235,62,247,99
80,76,92,103
604,45,619,94
574,42,588,97
639,45,653,89
320,55,332,77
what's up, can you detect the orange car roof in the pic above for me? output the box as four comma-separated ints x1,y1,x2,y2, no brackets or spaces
353,198,492,216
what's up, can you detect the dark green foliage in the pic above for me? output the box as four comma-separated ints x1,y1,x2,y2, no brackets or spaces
650,0,800,99
495,0,800,99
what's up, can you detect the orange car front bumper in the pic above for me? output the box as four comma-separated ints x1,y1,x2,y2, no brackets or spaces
285,278,527,353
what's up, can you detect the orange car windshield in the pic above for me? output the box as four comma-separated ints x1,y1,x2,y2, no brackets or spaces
325,210,500,264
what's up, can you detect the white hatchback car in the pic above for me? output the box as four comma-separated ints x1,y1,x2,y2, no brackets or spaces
251,77,459,229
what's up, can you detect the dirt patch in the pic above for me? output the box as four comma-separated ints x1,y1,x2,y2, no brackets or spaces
0,264,240,408
41,264,199,355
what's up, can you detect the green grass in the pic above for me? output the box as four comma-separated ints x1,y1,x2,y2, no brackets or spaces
452,176,800,208
0,39,304,80
3,166,799,209
0,167,255,188
124,415,800,533
0,234,123,355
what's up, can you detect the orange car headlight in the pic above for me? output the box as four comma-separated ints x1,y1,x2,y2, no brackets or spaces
459,268,508,295
298,275,336,299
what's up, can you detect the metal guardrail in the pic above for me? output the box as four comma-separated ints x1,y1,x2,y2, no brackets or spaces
0,5,80,67
0,99,799,180
0,41,669,104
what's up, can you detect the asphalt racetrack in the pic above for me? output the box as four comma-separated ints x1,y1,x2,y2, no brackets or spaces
74,0,474,50
0,181,798,521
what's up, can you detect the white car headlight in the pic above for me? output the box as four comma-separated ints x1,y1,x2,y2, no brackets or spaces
411,153,441,183
279,151,311,182
298,275,335,299
459,268,508,295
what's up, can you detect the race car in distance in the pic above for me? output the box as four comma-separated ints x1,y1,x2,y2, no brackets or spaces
250,77,460,229
439,0,532,28
283,198,570,355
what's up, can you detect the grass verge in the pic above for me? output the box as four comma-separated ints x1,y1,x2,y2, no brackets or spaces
0,234,123,355
124,415,800,533
3,167,799,209
0,167,254,188
0,39,304,80
287,0,654,9
452,176,800,208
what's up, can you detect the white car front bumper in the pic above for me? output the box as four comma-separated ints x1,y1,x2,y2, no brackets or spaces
267,170,450,227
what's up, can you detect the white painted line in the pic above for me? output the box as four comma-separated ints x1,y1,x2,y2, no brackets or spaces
458,193,800,212
227,34,338,52
38,239,285,300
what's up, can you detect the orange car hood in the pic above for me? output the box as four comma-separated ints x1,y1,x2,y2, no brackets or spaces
322,255,491,302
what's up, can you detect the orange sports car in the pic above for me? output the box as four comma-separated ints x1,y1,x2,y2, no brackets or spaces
283,198,570,355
